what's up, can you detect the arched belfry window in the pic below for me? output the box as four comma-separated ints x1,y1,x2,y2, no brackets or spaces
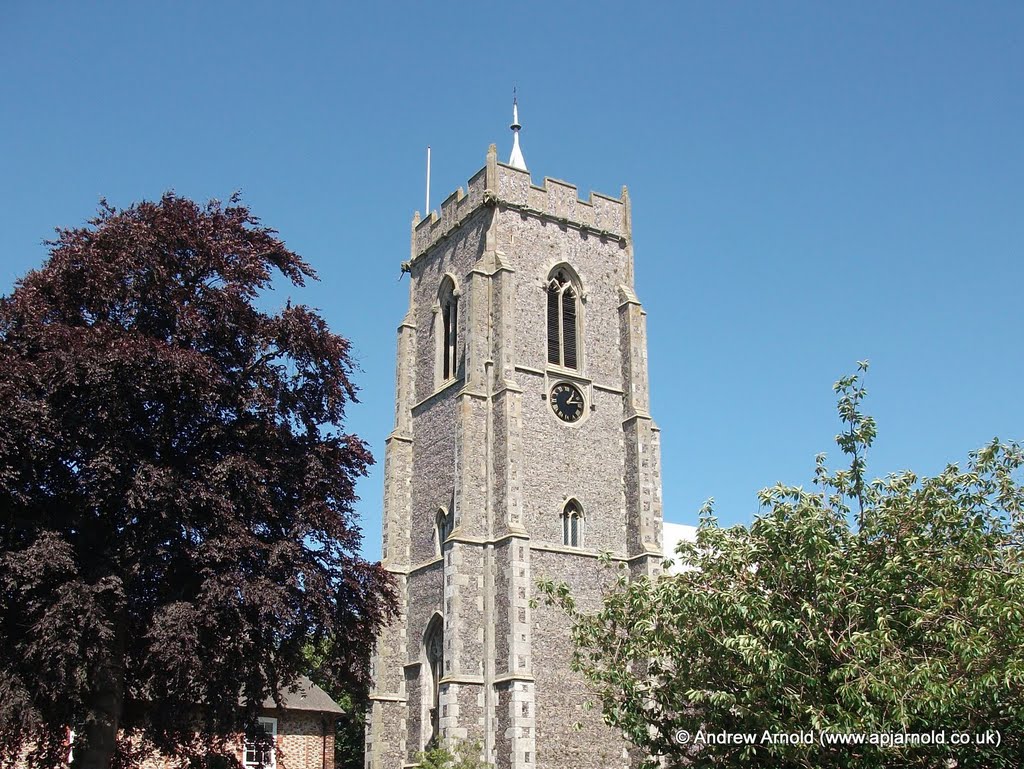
547,268,579,369
562,499,584,548
435,508,451,554
424,615,444,746
435,277,458,384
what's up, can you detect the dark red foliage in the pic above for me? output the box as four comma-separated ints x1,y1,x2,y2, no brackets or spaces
0,194,395,768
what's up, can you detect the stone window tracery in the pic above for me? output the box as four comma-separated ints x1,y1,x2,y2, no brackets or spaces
424,615,444,747
436,508,451,554
435,276,458,385
547,268,580,369
561,499,584,548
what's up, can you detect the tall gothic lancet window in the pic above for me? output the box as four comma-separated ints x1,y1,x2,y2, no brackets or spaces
547,269,579,369
436,277,458,384
424,616,444,746
562,499,584,548
435,508,451,555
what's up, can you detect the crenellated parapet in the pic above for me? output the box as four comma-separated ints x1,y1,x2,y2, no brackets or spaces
495,163,628,240
411,151,631,262
412,166,490,262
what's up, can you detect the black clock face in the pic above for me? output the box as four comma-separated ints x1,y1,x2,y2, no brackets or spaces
551,382,585,423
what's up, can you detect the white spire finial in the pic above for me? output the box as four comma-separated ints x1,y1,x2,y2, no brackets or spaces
508,90,528,171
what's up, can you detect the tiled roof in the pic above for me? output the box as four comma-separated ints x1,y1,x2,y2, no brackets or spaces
259,676,343,714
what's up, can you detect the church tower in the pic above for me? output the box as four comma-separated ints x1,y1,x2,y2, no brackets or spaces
366,107,664,769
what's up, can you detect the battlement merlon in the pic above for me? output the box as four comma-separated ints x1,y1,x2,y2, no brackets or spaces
410,144,631,262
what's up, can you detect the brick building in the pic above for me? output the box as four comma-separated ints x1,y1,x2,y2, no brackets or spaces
366,105,665,769
145,676,342,769
236,677,343,769
22,677,342,769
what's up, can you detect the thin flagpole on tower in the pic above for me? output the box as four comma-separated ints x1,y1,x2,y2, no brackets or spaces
426,145,431,216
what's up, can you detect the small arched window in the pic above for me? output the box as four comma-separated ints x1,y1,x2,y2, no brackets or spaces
547,269,579,369
424,615,444,747
436,277,458,384
561,500,584,548
435,508,451,553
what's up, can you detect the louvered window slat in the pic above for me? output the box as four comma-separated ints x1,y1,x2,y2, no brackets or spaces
442,302,452,380
562,288,577,369
449,300,458,378
547,286,560,364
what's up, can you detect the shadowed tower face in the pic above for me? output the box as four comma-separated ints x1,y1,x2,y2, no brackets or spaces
366,120,664,769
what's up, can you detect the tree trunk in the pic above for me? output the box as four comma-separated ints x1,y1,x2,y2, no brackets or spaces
71,619,126,769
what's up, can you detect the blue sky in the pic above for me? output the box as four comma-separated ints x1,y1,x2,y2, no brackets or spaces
3,2,1022,558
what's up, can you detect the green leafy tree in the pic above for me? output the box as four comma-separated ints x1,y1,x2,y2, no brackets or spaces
414,740,491,769
302,639,369,769
0,195,396,769
539,364,1024,768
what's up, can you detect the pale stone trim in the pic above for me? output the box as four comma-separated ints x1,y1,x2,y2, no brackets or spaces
369,694,407,703
411,377,463,413
513,364,545,376
491,673,536,685
622,412,654,425
513,364,624,394
496,200,628,246
441,532,531,547
531,542,620,559
406,556,444,577
439,674,485,685
530,543,663,563
412,194,628,263
492,382,525,398
391,534,563,575
544,363,589,381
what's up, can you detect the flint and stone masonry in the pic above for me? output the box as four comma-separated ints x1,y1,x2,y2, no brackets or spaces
366,145,664,769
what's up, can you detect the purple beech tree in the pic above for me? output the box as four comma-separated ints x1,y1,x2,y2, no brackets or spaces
0,194,396,769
